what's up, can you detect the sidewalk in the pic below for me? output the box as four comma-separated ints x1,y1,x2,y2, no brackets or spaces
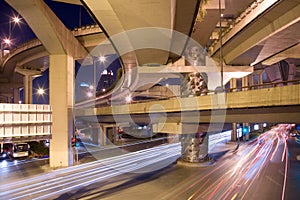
209,141,238,154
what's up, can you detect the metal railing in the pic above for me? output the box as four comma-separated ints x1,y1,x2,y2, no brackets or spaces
226,79,300,93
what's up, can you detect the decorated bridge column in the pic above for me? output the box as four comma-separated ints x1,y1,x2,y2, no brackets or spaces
180,131,208,162
153,122,210,163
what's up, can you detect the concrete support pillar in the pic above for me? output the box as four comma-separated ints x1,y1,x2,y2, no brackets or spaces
257,71,263,88
242,76,249,91
99,125,107,146
230,78,237,92
49,54,74,168
260,123,265,132
180,74,190,97
9,95,13,103
13,88,20,103
180,130,208,163
113,127,118,144
153,122,210,163
107,128,114,143
181,134,202,162
258,73,263,85
24,75,33,104
248,74,254,89
231,123,237,141
15,67,42,104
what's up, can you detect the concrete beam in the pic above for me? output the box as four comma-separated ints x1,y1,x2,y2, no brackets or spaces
262,43,300,66
15,66,42,77
0,82,23,89
137,65,253,73
222,2,300,64
81,0,171,65
76,84,300,118
211,0,279,55
17,51,48,67
79,105,300,124
152,122,222,134
53,0,81,5
6,0,88,59
137,64,253,88
202,0,225,10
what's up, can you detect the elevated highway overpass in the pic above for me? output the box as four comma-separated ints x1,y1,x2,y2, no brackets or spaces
209,0,300,66
0,25,105,102
1,0,299,167
76,83,300,126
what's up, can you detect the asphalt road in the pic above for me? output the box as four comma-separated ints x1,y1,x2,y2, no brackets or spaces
0,128,299,200
285,136,300,200
0,158,49,184
95,129,289,200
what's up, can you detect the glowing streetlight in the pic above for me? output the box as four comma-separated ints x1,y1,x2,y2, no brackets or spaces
125,94,132,103
3,38,11,45
1,38,12,61
9,16,22,37
86,91,93,98
99,56,106,63
37,88,45,95
12,16,21,24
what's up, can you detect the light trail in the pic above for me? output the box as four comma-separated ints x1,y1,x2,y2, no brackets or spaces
281,139,288,200
0,125,292,200
1,142,179,190
0,143,181,200
33,150,180,200
164,126,289,200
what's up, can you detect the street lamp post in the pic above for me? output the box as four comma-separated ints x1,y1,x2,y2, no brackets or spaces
0,38,11,63
93,55,106,96
219,0,224,90
0,42,3,62
0,16,21,63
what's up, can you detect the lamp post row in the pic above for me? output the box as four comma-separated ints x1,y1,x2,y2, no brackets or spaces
1,16,22,61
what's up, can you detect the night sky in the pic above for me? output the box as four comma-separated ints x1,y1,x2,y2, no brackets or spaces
0,0,94,45
1,1,121,104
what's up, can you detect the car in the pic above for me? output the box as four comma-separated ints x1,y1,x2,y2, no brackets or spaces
290,130,298,137
0,151,9,160
258,138,265,145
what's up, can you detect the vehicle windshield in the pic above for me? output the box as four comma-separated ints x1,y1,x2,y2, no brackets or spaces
14,144,29,152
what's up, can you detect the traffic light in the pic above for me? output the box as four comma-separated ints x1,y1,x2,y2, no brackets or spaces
242,126,249,135
72,137,80,148
71,137,76,147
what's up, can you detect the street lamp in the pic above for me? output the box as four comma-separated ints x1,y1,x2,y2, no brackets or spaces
34,87,47,104
37,88,45,96
12,16,21,24
99,56,106,63
93,55,106,96
125,94,132,103
1,38,12,62
86,91,93,98
219,0,224,90
9,16,22,38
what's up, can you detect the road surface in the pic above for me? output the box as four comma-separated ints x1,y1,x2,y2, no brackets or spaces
0,127,299,199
